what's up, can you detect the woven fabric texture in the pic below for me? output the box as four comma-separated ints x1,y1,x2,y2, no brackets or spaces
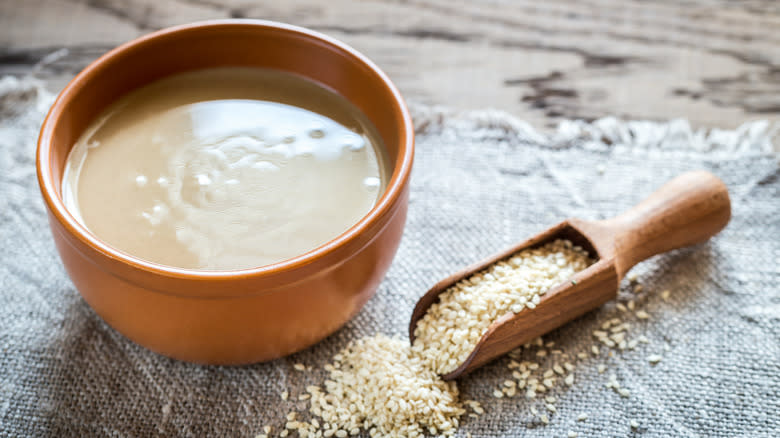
1,76,778,437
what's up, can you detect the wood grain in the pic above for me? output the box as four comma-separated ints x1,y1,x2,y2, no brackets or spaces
410,171,732,379
1,0,779,131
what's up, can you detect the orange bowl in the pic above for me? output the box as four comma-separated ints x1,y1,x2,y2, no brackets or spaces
36,20,414,364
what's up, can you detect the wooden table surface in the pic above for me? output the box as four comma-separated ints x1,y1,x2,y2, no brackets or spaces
1,0,779,131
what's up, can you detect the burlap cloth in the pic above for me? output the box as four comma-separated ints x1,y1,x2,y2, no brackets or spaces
1,75,778,437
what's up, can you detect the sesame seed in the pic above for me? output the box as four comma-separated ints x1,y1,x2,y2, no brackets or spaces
281,391,288,401
412,240,593,374
636,310,650,320
577,413,588,421
540,414,550,424
630,419,639,429
661,290,671,301
619,388,631,398
293,363,306,371
627,273,638,282
633,284,643,293
568,431,578,438
648,354,663,364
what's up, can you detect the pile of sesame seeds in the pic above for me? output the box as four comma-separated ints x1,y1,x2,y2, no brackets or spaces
411,239,593,375
257,241,670,437
303,334,466,437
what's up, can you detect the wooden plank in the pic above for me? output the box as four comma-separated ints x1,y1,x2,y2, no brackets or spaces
1,0,778,130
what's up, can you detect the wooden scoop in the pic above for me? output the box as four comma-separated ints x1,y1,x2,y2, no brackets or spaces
409,170,731,380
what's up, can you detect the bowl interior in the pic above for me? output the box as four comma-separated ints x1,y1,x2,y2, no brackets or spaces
45,21,408,206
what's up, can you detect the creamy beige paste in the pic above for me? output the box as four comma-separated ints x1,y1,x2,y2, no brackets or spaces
62,68,387,270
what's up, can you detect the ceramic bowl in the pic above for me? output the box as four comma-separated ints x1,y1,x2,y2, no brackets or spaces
36,20,414,364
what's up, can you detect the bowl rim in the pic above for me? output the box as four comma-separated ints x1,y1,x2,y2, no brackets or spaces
36,19,414,282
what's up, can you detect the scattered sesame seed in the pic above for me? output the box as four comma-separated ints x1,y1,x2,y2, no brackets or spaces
627,273,638,282
630,419,640,429
661,290,671,301
258,237,672,437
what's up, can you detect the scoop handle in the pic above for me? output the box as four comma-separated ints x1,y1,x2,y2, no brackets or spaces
598,170,731,278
